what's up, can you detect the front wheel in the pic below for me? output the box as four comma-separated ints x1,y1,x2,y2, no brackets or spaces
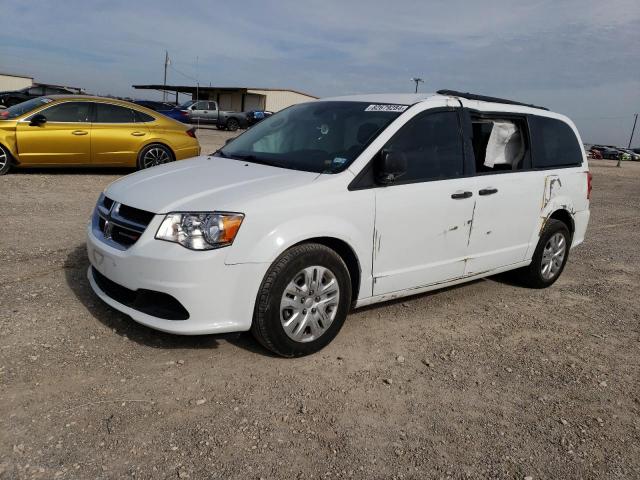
137,144,174,170
0,144,12,175
518,219,571,288
251,243,352,357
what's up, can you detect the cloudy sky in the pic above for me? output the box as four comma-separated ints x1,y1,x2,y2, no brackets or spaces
1,0,638,145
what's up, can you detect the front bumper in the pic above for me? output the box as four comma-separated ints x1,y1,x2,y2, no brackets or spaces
86,219,267,335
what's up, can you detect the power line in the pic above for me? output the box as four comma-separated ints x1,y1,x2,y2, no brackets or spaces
168,64,198,82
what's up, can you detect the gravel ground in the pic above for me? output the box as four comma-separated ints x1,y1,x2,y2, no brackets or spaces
1,131,639,480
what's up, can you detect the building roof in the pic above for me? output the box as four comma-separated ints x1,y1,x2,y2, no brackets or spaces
132,84,318,98
0,71,33,80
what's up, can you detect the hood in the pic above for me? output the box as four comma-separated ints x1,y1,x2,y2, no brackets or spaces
105,155,319,213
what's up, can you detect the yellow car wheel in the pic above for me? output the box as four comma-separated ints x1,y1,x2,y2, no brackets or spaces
137,144,174,170
0,144,12,175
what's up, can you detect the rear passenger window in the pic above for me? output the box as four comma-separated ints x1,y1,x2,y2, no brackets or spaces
529,116,582,168
95,103,137,123
384,111,464,182
470,116,530,173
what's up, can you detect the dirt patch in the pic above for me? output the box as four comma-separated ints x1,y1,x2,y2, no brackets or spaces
1,153,639,479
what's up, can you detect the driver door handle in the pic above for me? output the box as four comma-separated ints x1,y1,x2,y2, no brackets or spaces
72,130,88,136
131,131,146,137
451,191,473,199
479,188,498,196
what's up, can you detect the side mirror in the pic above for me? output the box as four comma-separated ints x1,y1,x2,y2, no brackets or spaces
375,149,407,185
29,114,47,126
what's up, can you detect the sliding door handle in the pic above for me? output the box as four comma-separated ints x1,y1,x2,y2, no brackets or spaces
451,191,473,199
479,188,498,196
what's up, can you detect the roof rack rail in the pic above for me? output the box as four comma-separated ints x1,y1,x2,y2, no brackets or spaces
436,89,548,111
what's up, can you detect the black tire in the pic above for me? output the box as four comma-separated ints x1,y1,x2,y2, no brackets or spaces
518,218,571,288
0,144,12,175
226,118,239,132
251,243,352,357
137,143,174,170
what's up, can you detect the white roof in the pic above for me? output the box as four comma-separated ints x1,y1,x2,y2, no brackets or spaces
320,93,437,104
318,92,566,120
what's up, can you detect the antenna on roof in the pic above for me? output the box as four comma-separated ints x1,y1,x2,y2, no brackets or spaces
410,77,425,93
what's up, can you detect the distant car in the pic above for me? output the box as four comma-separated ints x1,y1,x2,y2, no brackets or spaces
0,85,78,108
618,148,640,161
178,100,248,131
633,148,640,155
588,148,602,160
246,110,273,126
0,95,200,175
132,100,175,112
132,100,190,123
591,145,620,160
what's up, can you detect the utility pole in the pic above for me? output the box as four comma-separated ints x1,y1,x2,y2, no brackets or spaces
410,77,424,93
628,113,638,149
618,113,638,167
163,50,170,102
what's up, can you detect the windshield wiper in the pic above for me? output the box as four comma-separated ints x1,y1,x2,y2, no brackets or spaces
227,153,285,168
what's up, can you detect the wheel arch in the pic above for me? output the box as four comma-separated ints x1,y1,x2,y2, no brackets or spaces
293,237,362,304
549,208,575,235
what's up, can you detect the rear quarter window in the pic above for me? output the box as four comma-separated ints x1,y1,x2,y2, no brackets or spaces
134,110,155,122
529,115,583,168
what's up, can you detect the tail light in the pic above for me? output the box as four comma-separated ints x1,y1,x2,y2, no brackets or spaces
186,128,197,139
586,171,592,200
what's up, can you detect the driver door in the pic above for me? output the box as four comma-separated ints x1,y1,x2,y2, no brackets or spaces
16,101,92,165
189,101,210,122
372,109,475,295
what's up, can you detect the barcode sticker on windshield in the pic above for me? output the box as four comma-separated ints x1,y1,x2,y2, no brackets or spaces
365,104,408,112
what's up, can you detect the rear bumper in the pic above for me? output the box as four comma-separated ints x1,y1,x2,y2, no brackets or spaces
571,209,590,248
174,145,200,160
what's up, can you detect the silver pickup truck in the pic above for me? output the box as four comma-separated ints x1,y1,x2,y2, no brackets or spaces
178,100,248,131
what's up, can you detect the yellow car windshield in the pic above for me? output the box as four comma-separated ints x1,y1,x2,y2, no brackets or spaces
0,97,53,120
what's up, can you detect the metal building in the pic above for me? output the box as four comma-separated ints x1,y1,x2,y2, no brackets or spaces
0,72,33,91
132,84,318,112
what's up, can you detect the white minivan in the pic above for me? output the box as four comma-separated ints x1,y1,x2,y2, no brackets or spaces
87,90,591,357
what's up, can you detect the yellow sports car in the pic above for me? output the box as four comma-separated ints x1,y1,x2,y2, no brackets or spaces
0,95,200,174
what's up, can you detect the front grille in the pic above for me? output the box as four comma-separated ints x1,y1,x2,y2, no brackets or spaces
93,194,155,250
91,267,189,320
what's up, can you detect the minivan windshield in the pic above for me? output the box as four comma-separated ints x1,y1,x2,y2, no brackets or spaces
217,101,407,173
0,97,53,120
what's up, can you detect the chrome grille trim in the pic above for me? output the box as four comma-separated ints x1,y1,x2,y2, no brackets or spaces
92,194,155,250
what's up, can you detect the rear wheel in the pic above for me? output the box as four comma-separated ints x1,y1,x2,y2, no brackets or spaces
251,243,352,357
137,144,174,170
0,144,12,175
518,218,571,288
226,118,239,131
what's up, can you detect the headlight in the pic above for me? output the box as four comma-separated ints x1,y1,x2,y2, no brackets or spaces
155,212,244,250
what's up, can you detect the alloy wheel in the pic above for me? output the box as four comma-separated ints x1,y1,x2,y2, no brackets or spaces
0,146,7,170
280,266,340,343
541,232,566,280
142,147,171,168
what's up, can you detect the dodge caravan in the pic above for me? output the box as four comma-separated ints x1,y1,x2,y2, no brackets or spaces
87,90,591,357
